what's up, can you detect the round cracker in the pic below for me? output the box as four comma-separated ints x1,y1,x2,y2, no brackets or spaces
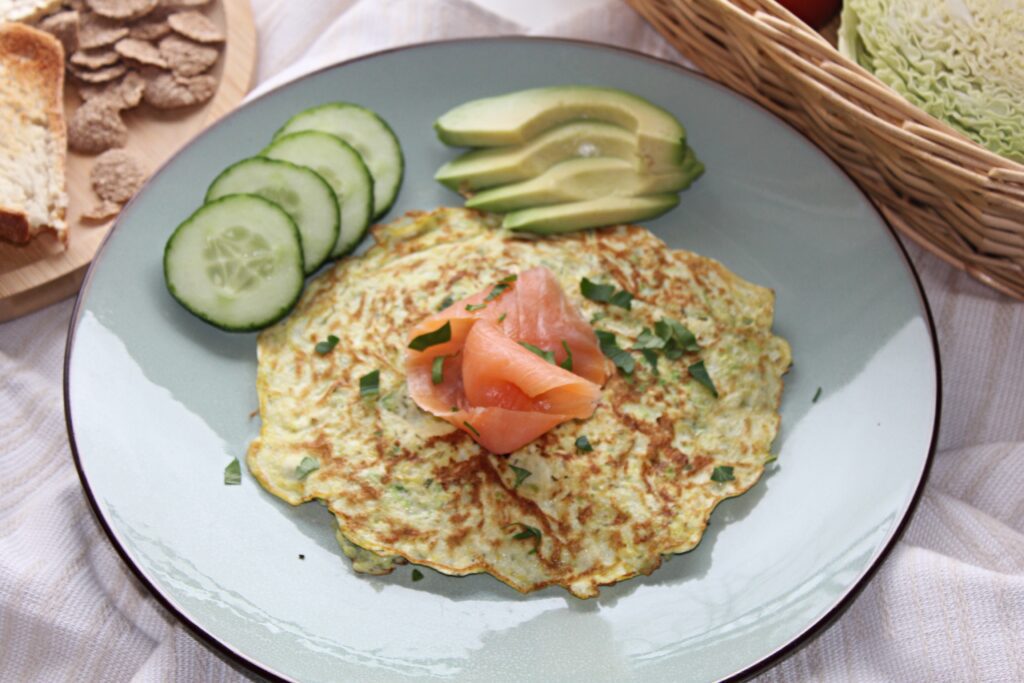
68,100,128,153
87,0,160,21
91,149,146,203
167,10,223,43
143,71,216,108
115,37,167,67
158,33,218,77
70,48,120,69
70,63,128,84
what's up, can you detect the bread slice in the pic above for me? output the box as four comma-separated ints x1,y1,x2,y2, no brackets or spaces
0,22,68,246
0,0,62,24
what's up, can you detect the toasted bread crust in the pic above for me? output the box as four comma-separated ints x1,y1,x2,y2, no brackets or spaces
0,22,68,246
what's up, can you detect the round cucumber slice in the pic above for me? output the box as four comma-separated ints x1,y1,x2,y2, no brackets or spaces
163,194,305,331
206,157,340,274
275,103,404,219
263,131,374,258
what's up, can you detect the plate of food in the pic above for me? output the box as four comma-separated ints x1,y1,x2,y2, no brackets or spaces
0,0,255,322
64,38,939,682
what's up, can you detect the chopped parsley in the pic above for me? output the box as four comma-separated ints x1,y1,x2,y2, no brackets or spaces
408,321,452,351
641,348,659,375
519,341,555,364
463,421,480,437
608,289,634,311
575,435,593,452
437,295,455,311
560,340,573,371
223,458,241,485
498,313,507,323
314,334,340,355
431,356,445,385
633,327,665,350
813,387,822,403
510,465,532,489
688,360,718,397
295,457,320,479
711,465,735,483
595,330,635,374
465,303,487,312
507,522,542,554
483,274,518,303
359,369,380,398
655,318,699,357
411,569,424,582
450,405,459,412
581,277,634,310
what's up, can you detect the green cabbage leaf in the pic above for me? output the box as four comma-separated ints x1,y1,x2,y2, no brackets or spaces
839,0,1024,163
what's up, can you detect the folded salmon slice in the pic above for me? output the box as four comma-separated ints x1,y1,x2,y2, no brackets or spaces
406,267,611,454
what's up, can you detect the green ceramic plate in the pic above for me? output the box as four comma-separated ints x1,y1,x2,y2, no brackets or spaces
65,38,939,682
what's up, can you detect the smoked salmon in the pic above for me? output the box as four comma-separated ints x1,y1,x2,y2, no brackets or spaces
406,266,612,453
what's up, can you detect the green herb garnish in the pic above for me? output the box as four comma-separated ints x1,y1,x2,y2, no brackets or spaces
609,289,633,310
359,369,380,398
408,321,452,351
498,313,507,323
224,458,241,485
580,277,616,303
314,334,340,355
437,295,454,311
431,356,445,385
641,349,659,375
463,421,480,437
412,569,424,582
519,341,555,364
813,387,822,403
510,465,532,489
711,465,735,482
483,274,518,303
507,522,542,554
595,330,635,374
295,456,320,479
465,303,487,312
634,327,665,350
655,318,699,357
559,340,573,371
688,360,718,397
575,435,593,452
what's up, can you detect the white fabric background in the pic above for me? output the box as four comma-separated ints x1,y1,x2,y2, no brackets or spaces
2,0,1023,680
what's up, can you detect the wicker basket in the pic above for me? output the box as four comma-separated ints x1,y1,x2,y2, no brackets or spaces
627,0,1024,300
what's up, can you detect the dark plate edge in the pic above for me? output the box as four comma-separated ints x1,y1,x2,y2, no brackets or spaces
61,35,942,683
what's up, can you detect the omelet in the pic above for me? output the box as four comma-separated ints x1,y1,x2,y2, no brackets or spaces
247,207,791,598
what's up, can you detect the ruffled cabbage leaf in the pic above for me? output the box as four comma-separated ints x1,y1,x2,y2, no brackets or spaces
839,0,1024,163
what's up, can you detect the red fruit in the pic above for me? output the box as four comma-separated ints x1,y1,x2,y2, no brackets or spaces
775,0,842,29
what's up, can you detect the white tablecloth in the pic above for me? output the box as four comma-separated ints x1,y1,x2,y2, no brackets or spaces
2,1,1023,680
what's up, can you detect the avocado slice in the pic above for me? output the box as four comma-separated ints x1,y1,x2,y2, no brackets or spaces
436,121,687,191
502,194,681,234
435,86,687,165
466,155,703,213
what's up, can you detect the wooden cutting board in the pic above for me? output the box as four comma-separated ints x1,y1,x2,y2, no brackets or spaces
0,0,257,323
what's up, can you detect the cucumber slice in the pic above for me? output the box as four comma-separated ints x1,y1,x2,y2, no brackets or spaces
262,131,373,258
502,194,680,234
163,195,305,331
275,103,403,219
206,157,339,274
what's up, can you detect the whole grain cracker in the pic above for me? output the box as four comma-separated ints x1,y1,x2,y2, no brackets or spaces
70,62,128,83
78,13,129,49
90,148,146,203
83,200,122,222
86,0,159,21
67,99,128,153
128,18,170,41
158,32,217,77
143,71,216,108
167,10,222,43
37,10,81,55
159,0,211,8
114,37,166,67
70,48,120,69
76,70,146,108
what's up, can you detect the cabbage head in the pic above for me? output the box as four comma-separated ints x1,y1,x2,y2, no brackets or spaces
839,0,1024,163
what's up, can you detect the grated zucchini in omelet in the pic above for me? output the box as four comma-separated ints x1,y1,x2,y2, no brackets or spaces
247,207,791,598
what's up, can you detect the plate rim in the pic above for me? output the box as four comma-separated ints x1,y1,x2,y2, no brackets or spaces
62,35,942,683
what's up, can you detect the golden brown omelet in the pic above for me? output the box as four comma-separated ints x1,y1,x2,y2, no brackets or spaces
247,208,791,598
